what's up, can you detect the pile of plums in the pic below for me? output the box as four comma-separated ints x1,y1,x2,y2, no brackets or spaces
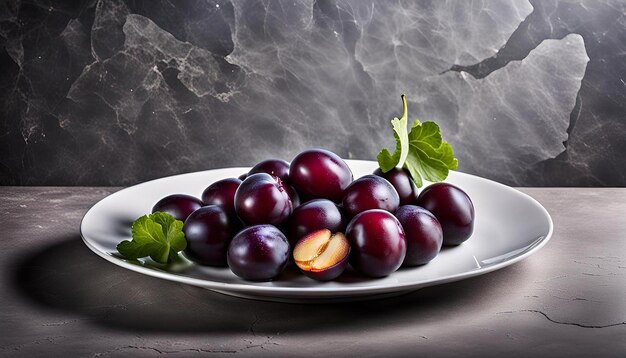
152,148,475,281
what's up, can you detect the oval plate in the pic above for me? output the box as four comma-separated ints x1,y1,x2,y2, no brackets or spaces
80,160,553,303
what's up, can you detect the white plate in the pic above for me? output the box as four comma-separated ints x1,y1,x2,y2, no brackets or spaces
80,160,553,303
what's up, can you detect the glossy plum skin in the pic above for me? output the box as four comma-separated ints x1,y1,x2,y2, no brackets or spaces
373,167,418,206
303,256,349,281
395,205,443,266
342,175,400,218
284,184,301,209
201,178,241,218
249,159,290,183
345,209,406,277
238,173,248,181
152,194,203,222
234,173,293,225
183,205,236,266
249,159,299,208
289,149,353,203
416,183,475,246
287,199,345,245
227,225,290,281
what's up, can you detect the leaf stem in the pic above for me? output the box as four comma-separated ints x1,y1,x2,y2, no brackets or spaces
400,94,408,121
396,94,409,168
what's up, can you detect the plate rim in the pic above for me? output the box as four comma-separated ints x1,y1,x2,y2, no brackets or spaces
79,160,554,296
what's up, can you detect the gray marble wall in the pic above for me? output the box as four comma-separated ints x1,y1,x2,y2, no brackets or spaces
1,0,624,186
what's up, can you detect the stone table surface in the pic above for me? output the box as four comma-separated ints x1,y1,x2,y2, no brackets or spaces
1,187,625,357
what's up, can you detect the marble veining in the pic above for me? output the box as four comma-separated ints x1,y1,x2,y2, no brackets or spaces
0,0,623,186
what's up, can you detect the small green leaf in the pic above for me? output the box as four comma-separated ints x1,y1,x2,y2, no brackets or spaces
404,120,458,186
377,95,409,172
150,211,176,233
116,212,187,264
376,95,458,187
167,219,186,252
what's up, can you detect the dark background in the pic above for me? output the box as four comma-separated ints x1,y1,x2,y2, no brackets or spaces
1,0,625,187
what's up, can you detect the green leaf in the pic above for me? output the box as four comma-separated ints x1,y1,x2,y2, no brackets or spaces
116,212,187,264
150,211,187,252
377,95,409,172
376,94,458,187
404,120,458,187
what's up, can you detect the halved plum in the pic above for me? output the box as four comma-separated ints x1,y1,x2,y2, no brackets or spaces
293,229,350,281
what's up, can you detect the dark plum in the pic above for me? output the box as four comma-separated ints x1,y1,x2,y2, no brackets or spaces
249,159,299,208
152,194,203,222
287,199,345,246
345,209,406,277
234,173,293,225
183,205,236,266
227,224,290,281
249,159,290,183
342,175,400,218
373,167,418,206
284,184,301,209
289,148,353,203
201,178,241,218
293,229,350,281
395,205,443,266
238,173,248,181
416,183,475,246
